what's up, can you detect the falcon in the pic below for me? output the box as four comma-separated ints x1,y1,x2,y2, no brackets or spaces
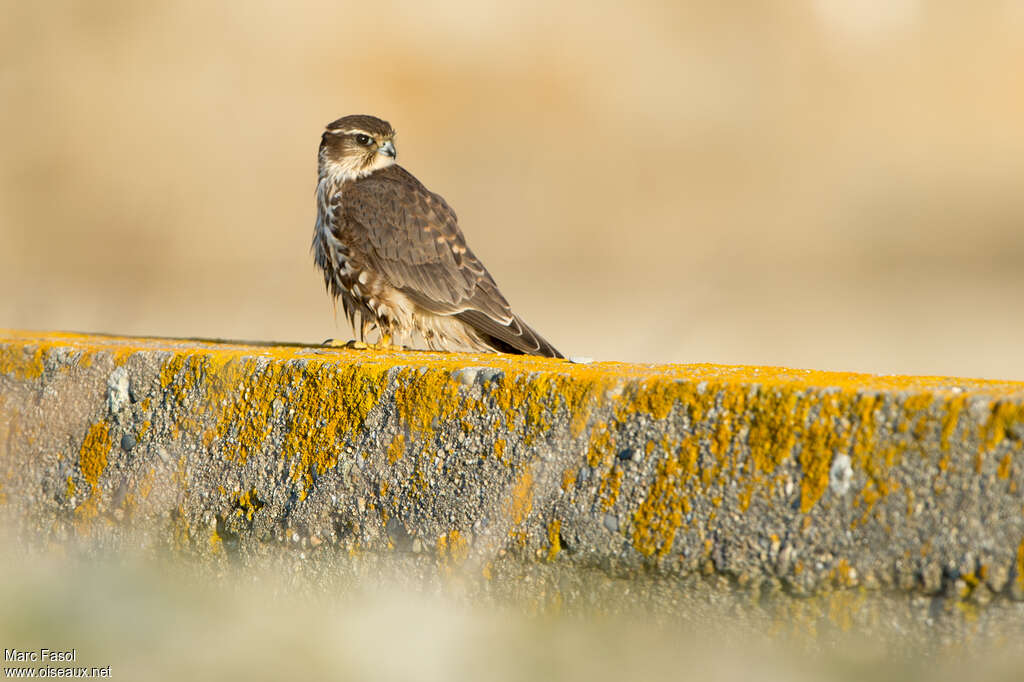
312,114,563,358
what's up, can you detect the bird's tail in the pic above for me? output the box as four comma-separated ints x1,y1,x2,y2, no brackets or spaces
457,310,563,358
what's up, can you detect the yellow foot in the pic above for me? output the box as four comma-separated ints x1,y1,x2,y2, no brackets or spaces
322,338,368,350
367,332,405,352
322,338,405,351
368,342,405,352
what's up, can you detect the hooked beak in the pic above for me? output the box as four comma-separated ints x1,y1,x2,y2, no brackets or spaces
379,140,396,159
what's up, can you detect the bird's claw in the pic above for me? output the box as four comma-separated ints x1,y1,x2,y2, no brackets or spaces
322,338,405,352
369,341,405,352
322,338,368,350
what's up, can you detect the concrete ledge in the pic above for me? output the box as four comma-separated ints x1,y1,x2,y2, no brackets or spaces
2,330,1024,606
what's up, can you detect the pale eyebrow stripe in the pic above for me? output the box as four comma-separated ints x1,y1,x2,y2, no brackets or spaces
326,128,375,136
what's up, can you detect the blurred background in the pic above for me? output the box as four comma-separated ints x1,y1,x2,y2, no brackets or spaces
2,1,1023,379
4,5,1024,677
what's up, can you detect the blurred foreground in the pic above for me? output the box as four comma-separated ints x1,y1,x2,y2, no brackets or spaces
2,2,1024,378
1,545,1023,682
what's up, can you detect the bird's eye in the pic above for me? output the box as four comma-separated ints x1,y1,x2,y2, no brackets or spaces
354,134,371,146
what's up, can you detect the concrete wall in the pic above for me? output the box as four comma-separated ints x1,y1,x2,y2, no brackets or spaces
2,330,1024,616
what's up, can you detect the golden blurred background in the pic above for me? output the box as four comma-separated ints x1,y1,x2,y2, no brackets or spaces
2,1,1024,379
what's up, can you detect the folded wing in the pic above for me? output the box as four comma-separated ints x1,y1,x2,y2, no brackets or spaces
338,166,562,358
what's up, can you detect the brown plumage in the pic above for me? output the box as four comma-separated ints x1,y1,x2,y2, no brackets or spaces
312,114,562,358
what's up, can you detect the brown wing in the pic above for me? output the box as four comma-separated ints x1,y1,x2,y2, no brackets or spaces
338,165,562,357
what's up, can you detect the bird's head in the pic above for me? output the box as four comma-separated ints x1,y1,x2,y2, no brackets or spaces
319,114,397,182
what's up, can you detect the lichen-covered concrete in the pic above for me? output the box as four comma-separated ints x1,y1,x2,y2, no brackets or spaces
2,330,1024,620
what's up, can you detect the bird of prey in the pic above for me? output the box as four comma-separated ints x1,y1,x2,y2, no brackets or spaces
312,114,562,358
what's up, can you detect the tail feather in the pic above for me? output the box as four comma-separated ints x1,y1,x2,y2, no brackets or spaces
456,310,563,358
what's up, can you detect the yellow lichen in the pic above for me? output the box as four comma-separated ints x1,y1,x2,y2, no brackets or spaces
560,468,577,491
632,439,690,558
233,489,264,521
79,421,111,493
0,344,45,380
941,395,966,451
832,558,856,587
747,387,801,475
902,392,934,442
546,519,562,561
587,425,613,468
112,347,136,367
983,401,1024,453
158,350,394,499
6,330,1024,566
393,367,466,435
737,486,753,512
711,388,745,457
387,434,405,464
799,395,842,513
1017,539,1024,592
209,528,223,554
438,529,469,568
506,469,534,526
998,453,1013,480
598,466,623,510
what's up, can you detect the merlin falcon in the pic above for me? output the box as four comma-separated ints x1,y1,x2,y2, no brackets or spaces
313,114,562,358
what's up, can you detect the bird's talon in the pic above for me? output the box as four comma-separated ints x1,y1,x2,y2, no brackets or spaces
323,338,369,350
369,341,404,352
